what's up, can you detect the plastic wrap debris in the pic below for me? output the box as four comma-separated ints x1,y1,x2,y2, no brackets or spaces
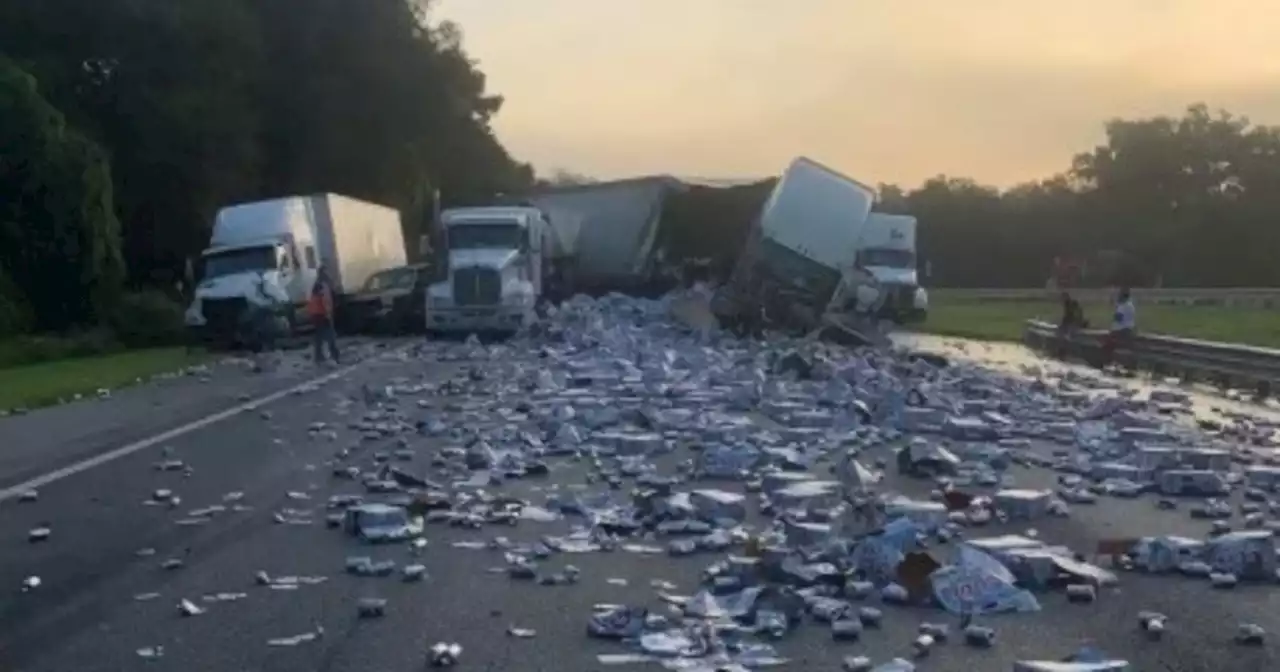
931,546,1040,615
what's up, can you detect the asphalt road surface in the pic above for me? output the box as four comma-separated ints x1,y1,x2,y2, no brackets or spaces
0,334,1277,672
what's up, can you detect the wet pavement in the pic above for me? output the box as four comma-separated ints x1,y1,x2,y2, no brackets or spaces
897,332,1280,424
0,311,1278,671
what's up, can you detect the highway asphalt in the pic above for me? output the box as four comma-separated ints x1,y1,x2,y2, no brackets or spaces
0,335,1277,671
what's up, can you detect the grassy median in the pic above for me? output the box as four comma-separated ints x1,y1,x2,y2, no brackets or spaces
920,297,1280,348
0,345,208,411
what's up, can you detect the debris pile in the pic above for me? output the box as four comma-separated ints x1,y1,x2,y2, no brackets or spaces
19,291,1280,669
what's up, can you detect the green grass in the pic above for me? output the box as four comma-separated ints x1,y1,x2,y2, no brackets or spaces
920,298,1280,348
0,346,209,410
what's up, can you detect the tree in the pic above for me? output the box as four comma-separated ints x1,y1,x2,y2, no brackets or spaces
871,104,1280,288
0,0,535,307
0,57,124,331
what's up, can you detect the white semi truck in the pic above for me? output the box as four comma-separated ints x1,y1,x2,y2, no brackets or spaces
424,206,551,336
858,213,928,323
711,157,878,336
185,194,406,345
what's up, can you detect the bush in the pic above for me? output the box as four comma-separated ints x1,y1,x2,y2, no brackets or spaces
105,291,186,348
0,268,32,338
0,330,118,369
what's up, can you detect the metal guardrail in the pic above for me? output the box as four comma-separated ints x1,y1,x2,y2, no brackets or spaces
938,287,1280,309
1022,319,1280,398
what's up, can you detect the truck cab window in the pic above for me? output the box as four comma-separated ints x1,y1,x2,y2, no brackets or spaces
304,245,317,269
446,223,523,250
202,246,277,280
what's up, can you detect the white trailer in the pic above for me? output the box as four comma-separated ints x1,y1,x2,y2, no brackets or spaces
185,193,405,344
711,157,876,335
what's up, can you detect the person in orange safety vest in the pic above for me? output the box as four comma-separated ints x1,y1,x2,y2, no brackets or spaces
308,266,341,365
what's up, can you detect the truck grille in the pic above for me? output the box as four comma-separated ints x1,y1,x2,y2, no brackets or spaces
453,267,501,306
203,297,248,330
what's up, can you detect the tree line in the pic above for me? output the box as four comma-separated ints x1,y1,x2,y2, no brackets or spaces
875,104,1280,289
3,0,1276,342
0,0,532,337
654,104,1280,292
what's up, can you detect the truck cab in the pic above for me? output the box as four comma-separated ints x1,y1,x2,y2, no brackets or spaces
185,200,318,345
857,213,928,323
425,206,547,335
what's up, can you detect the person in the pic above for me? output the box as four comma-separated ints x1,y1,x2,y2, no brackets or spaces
1100,287,1136,367
1058,291,1086,331
308,266,341,365
1054,291,1087,358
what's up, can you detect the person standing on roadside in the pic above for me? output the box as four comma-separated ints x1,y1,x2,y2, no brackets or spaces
1101,287,1136,367
308,265,341,365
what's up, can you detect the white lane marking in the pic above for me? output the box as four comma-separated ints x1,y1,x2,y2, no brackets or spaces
0,346,411,502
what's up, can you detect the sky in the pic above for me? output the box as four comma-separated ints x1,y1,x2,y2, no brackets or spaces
434,0,1280,188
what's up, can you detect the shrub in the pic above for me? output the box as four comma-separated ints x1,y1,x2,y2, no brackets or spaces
0,330,118,369
0,268,32,338
105,290,186,348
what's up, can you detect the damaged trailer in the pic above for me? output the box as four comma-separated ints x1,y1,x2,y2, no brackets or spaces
517,176,685,298
710,157,881,341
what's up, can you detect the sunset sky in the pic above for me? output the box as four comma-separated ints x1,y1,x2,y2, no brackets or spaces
435,0,1280,188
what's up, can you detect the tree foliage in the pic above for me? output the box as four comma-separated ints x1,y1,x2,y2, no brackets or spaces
0,56,124,332
655,104,1280,289
0,0,532,326
890,104,1280,288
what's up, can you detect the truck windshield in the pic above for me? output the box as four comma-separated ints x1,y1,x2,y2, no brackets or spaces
447,223,524,250
202,246,277,280
859,248,915,269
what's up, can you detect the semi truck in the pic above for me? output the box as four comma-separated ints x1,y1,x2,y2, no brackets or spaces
184,194,406,346
423,206,550,336
710,157,878,336
857,213,928,323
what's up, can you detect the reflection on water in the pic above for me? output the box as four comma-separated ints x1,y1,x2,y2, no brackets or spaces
894,332,1280,424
